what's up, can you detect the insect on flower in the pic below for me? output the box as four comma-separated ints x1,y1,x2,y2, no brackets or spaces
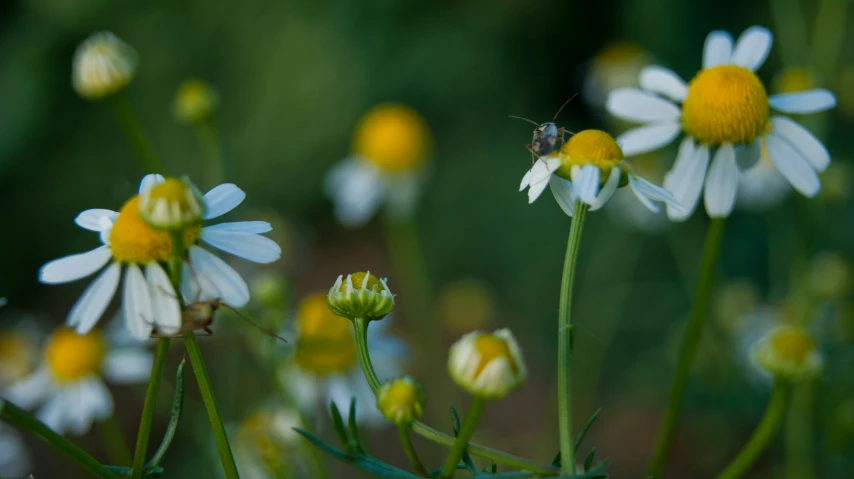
510,94,578,165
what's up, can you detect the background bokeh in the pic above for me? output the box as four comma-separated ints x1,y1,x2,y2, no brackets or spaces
1,0,853,477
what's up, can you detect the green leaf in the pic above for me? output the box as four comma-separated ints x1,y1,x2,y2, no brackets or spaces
104,465,165,477
295,428,421,479
583,448,595,472
329,401,350,450
574,408,602,452
552,451,561,468
147,358,186,468
449,405,478,475
347,397,365,454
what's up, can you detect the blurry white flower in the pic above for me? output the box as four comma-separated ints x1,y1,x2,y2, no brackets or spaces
448,329,527,399
582,41,652,107
230,402,313,479
72,32,138,100
751,325,823,381
0,423,30,479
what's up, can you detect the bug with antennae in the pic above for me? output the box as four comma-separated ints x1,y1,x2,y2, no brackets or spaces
510,94,578,165
150,296,288,343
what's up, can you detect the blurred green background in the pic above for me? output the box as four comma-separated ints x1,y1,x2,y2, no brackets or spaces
1,0,853,478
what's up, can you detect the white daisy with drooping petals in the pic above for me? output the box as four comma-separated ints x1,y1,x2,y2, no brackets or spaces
38,175,281,339
606,26,836,221
520,129,681,216
6,326,152,436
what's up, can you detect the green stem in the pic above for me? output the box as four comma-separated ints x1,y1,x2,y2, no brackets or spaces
98,414,133,466
184,333,240,478
557,201,588,475
647,217,726,478
131,338,171,479
110,93,164,174
195,119,228,188
352,318,559,476
440,398,486,479
0,399,119,479
714,382,788,479
784,381,816,479
398,424,430,477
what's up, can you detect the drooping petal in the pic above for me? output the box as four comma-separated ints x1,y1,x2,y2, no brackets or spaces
702,30,734,68
525,157,561,203
639,66,688,102
203,183,247,220
187,246,250,307
139,174,165,194
145,263,181,335
730,26,773,71
769,90,836,114
770,116,830,172
572,165,600,205
548,175,576,217
606,88,681,123
103,348,153,384
200,230,281,264
616,122,682,156
201,221,272,234
664,139,709,221
765,134,820,197
122,263,154,340
589,167,621,211
39,246,112,284
74,209,118,232
628,176,660,213
66,262,121,334
703,143,739,217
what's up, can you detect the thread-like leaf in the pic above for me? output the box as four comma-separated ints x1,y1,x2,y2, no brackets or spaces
329,402,350,450
147,358,186,468
574,408,602,451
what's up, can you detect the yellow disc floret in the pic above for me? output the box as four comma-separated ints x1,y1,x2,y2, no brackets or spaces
751,326,823,380
45,328,105,382
555,129,624,180
473,334,519,377
377,376,425,425
139,177,205,230
110,196,200,263
352,104,430,172
770,328,814,364
341,271,383,292
173,79,219,124
682,65,769,146
294,293,358,375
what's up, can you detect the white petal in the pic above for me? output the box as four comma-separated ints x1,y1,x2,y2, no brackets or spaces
102,348,153,384
639,66,688,102
187,246,250,307
82,378,114,424
628,176,661,213
324,158,385,227
573,165,600,204
703,30,734,68
769,90,836,114
67,262,121,333
549,175,576,217
589,167,621,211
525,157,561,203
122,263,154,340
519,169,532,191
730,26,773,71
664,139,709,221
606,88,681,123
203,184,246,220
770,116,830,172
39,246,112,284
703,143,739,217
75,209,118,232
6,369,52,408
765,134,820,197
200,230,281,264
139,174,165,194
202,221,272,234
36,393,69,434
146,263,181,335
617,122,682,156
735,139,762,170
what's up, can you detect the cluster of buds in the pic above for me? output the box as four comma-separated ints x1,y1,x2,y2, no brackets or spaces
326,272,394,322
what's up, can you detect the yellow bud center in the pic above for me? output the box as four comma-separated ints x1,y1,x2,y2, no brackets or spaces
45,328,105,382
294,294,357,375
770,329,815,365
148,178,192,205
353,104,429,172
109,196,200,263
378,380,421,412
556,129,624,179
473,335,517,377
341,272,383,292
682,65,769,145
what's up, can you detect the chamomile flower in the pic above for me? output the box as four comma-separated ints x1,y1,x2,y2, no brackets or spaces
325,103,430,227
279,293,408,427
0,323,39,479
38,174,281,339
582,41,652,108
520,129,680,216
751,325,823,381
448,329,526,399
230,402,314,479
72,31,138,100
607,26,837,220
6,326,152,435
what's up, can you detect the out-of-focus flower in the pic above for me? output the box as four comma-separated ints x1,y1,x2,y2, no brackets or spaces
818,161,852,203
231,403,312,479
173,79,219,124
327,272,394,322
834,65,854,116
38,174,281,339
376,375,424,426
448,329,526,399
438,279,497,335
583,41,652,107
72,32,138,100
520,129,679,216
712,280,761,337
772,67,815,95
805,252,852,301
7,326,152,435
751,325,822,381
279,293,408,427
325,104,430,227
0,321,39,479
0,423,30,479
608,26,836,220
138,177,205,230
251,273,288,311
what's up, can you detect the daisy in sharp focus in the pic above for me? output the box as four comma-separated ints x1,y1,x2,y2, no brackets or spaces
278,293,409,427
325,103,430,227
38,174,281,339
520,129,681,216
607,26,836,220
6,326,152,435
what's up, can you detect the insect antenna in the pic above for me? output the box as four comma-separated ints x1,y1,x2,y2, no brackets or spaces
508,115,541,127
219,303,288,343
552,93,579,121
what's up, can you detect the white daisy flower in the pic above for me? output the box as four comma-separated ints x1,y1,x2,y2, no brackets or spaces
38,174,281,339
519,129,681,216
0,423,30,479
607,26,837,220
6,326,152,436
279,293,409,427
325,103,430,227
229,402,314,479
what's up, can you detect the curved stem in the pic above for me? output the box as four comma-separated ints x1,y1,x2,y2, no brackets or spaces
440,398,486,478
352,318,560,476
195,119,229,188
557,201,587,474
398,424,430,477
714,382,788,479
131,338,171,479
647,217,726,478
110,93,164,174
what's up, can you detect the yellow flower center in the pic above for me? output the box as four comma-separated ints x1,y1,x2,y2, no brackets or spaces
341,272,383,292
682,65,769,145
294,294,358,375
473,335,518,377
378,380,421,412
770,328,815,365
352,104,430,172
0,333,36,385
555,129,624,180
236,412,284,472
109,196,200,263
45,328,105,382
